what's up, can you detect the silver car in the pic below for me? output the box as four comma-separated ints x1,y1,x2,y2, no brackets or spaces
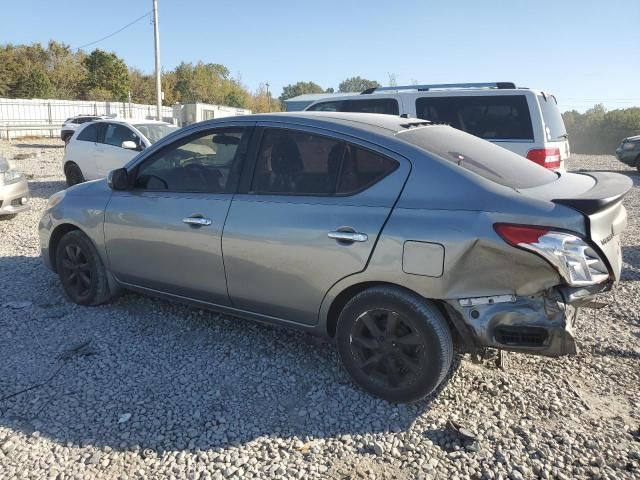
0,156,30,217
39,113,631,402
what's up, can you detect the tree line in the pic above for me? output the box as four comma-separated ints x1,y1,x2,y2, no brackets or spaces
563,104,640,154
2,41,638,152
0,41,383,113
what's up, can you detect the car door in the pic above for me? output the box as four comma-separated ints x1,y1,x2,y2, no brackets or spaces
104,124,253,305
71,122,102,180
222,125,410,325
97,123,141,177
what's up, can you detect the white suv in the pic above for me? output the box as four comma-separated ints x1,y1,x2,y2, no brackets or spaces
304,82,570,170
63,119,178,186
60,115,111,144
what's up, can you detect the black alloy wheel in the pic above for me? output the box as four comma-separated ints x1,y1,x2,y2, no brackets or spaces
55,230,113,305
59,243,92,301
336,286,453,403
350,308,425,389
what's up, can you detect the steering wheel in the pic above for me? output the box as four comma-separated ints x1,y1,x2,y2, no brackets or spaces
184,162,210,183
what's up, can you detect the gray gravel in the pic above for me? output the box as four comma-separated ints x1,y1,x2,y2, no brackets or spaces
0,138,638,479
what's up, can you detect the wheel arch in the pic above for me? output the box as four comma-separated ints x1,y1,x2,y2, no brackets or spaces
48,223,81,273
48,222,121,296
323,281,468,349
63,160,79,172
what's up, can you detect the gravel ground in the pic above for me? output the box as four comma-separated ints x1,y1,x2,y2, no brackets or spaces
0,138,638,480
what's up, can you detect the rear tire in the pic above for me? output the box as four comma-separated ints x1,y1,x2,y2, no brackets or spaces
336,286,453,403
65,162,85,186
635,155,640,173
56,230,112,306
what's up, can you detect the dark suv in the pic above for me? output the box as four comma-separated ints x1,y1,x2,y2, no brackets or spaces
615,135,640,171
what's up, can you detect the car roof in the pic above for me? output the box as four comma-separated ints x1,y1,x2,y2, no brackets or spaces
91,119,174,127
199,111,431,136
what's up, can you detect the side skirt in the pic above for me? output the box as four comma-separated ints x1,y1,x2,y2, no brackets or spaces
117,281,325,336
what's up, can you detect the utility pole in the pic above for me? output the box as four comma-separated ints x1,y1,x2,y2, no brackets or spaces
152,0,162,120
265,82,271,112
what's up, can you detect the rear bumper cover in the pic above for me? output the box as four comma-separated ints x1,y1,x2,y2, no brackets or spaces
447,283,613,357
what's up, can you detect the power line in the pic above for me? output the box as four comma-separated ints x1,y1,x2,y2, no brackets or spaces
74,10,152,51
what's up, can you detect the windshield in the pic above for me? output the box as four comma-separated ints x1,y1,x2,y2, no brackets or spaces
398,125,558,189
135,124,178,144
538,94,567,141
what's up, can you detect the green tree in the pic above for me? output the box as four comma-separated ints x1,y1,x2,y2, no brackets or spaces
338,76,380,93
278,81,324,102
12,69,52,98
129,67,155,104
46,41,87,99
249,83,280,113
82,49,129,101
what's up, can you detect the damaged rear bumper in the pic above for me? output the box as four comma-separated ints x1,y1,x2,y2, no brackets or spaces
446,283,612,357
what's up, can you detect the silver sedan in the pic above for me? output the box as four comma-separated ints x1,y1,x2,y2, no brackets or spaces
39,113,631,402
0,156,30,217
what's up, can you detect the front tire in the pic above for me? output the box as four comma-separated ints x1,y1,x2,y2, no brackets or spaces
65,162,85,186
336,286,453,403
55,230,112,306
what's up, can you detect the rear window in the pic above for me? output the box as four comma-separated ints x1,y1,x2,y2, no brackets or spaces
307,98,399,115
398,125,557,189
537,94,567,141
415,95,534,141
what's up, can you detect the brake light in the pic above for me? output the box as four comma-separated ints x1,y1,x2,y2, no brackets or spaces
493,224,550,246
494,223,609,286
526,148,561,169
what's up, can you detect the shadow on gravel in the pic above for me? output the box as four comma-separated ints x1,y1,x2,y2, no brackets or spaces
592,345,640,360
621,246,640,281
0,255,453,455
27,179,67,199
15,143,65,149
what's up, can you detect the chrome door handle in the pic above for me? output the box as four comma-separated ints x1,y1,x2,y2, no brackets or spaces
328,231,368,242
183,217,212,226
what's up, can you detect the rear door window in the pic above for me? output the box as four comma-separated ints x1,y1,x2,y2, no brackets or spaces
415,95,534,141
537,94,567,141
76,123,100,142
399,125,557,189
251,129,398,195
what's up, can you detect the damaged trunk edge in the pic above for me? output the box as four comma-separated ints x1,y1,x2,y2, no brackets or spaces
443,282,612,359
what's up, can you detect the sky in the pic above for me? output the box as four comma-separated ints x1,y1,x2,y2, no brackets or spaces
1,0,639,112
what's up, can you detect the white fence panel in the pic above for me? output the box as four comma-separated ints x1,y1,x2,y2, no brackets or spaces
0,98,174,139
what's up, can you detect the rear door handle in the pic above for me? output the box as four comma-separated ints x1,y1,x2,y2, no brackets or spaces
328,231,368,242
183,217,212,226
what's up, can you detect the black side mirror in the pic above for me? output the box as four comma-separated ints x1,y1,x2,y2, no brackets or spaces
108,168,129,190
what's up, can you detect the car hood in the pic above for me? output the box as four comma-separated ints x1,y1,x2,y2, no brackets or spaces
65,178,111,196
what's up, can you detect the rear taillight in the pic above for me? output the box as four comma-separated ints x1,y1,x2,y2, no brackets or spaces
494,223,609,286
526,148,561,169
